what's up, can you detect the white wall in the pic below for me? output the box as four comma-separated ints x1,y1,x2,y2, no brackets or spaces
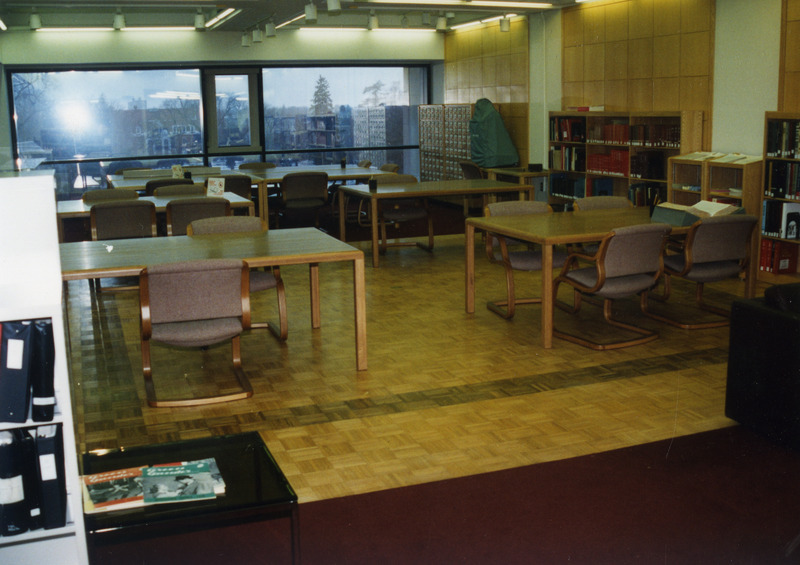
711,0,781,155
529,10,562,167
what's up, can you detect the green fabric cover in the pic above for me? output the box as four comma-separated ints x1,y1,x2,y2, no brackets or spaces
469,98,519,168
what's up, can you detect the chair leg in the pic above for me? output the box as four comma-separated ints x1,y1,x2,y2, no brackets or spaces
142,336,254,408
553,291,659,350
250,269,289,340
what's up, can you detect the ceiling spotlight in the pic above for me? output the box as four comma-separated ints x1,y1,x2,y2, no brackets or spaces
194,10,206,30
327,0,342,14
422,13,431,26
499,16,510,32
435,15,447,31
265,21,277,37
401,15,409,28
29,11,42,30
241,32,252,47
252,27,263,42
113,11,126,30
305,3,318,22
368,11,379,30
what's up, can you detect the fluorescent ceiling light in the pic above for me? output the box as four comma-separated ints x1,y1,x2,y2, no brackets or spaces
121,27,195,32
37,27,115,32
0,18,7,31
369,0,550,8
205,8,239,29
277,14,305,29
375,27,437,32
299,27,368,32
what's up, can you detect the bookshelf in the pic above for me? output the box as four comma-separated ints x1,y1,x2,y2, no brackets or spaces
0,172,88,564
548,111,703,208
667,152,763,215
759,112,800,282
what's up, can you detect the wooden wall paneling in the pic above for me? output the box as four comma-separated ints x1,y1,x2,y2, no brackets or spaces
584,81,605,108
605,1,629,41
652,77,680,111
605,79,629,110
652,0,681,35
562,82,586,110
628,0,654,39
606,40,628,81
583,3,606,44
628,37,653,79
584,43,605,82
788,0,800,19
562,7,584,47
681,0,714,33
628,79,654,111
679,76,710,112
563,46,585,83
785,19,800,72
653,34,681,78
679,31,712,77
783,73,800,113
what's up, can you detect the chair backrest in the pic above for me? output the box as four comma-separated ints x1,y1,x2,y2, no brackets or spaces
153,184,206,197
600,223,672,279
205,175,253,199
105,161,145,175
281,171,329,202
375,174,418,185
485,200,551,217
145,178,187,196
459,161,484,180
685,214,758,264
573,196,632,211
90,200,157,240
379,163,400,173
165,197,231,236
187,216,265,235
239,161,276,171
357,160,372,168
82,188,140,203
141,259,249,331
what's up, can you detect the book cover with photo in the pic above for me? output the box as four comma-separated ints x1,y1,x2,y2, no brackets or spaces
142,460,217,505
82,466,144,513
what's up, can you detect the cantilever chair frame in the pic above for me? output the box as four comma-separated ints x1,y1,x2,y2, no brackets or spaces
643,214,757,329
553,223,671,350
139,259,253,408
484,200,563,319
367,174,434,255
187,216,288,341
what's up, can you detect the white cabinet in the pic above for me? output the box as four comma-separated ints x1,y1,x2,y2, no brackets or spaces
0,171,88,564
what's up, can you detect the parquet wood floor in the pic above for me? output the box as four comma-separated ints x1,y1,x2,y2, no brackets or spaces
66,233,760,503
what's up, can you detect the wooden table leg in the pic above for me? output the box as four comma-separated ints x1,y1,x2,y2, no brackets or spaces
541,244,554,348
338,189,347,241
353,255,368,371
465,222,476,314
309,263,320,329
370,197,380,268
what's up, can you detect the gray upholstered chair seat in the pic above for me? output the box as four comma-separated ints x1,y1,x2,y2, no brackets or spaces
151,318,243,347
662,256,742,282
564,268,660,300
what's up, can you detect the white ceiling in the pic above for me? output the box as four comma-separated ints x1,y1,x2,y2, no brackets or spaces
0,0,582,33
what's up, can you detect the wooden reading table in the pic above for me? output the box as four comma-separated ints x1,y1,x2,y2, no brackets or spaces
465,207,757,349
339,178,535,267
60,227,368,370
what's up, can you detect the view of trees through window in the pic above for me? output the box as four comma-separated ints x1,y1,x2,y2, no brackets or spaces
8,65,424,199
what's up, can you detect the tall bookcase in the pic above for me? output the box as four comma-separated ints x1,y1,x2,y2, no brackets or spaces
759,112,800,282
548,111,704,207
0,172,88,564
667,153,763,215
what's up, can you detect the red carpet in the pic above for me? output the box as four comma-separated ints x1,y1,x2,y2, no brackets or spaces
93,425,800,564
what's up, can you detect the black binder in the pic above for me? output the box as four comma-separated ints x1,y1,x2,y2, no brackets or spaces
30,320,56,422
35,425,66,529
17,429,44,532
0,321,33,423
0,430,30,536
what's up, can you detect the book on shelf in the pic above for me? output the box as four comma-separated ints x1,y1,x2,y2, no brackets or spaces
82,457,225,514
774,240,799,274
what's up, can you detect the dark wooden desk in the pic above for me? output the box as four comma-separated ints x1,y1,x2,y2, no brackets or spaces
83,432,299,565
465,208,709,349
339,178,534,267
60,228,368,370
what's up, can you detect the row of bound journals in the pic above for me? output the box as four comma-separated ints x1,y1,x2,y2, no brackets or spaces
0,320,57,424
0,425,67,536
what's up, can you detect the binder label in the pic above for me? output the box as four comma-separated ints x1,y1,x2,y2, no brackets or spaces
38,453,57,481
5,339,24,370
0,475,24,504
